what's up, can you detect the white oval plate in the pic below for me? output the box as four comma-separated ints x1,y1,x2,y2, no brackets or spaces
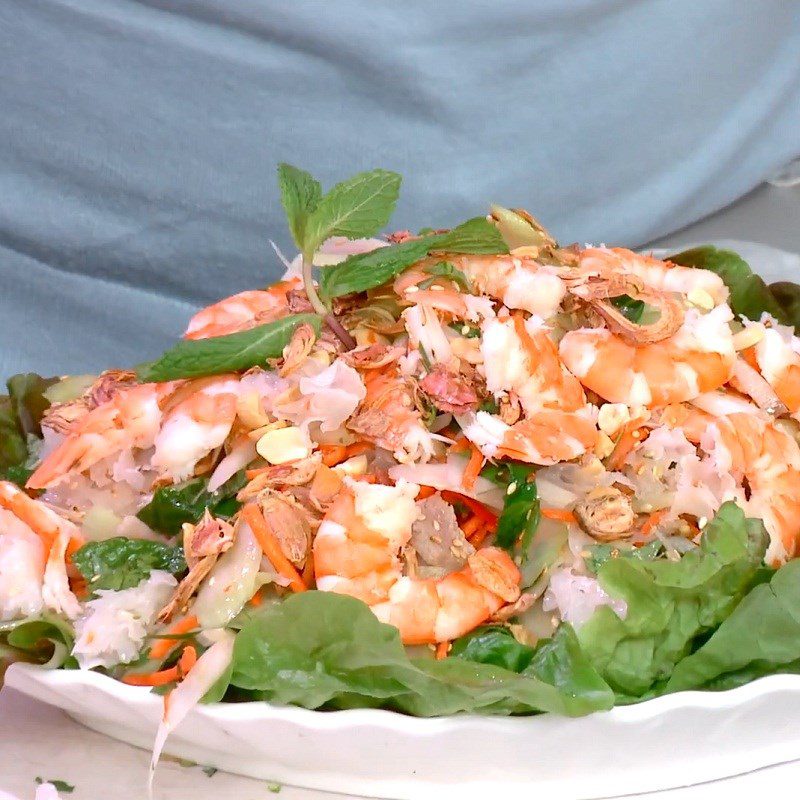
7,664,800,800
6,240,800,799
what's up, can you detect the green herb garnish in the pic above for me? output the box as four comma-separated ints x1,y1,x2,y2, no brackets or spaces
136,472,246,537
319,217,507,300
72,538,187,593
494,464,540,554
35,778,75,794
278,164,401,314
609,294,661,325
137,314,321,382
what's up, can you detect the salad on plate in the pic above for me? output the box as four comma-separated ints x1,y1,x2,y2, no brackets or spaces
3,164,800,759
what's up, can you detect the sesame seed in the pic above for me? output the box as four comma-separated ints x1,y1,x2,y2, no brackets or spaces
461,325,470,335
507,482,517,495
698,516,708,529
430,285,445,291
406,286,419,294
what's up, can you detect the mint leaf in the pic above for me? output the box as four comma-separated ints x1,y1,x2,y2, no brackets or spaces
433,216,508,255
137,472,246,536
72,537,187,593
303,169,401,253
137,314,321,382
277,163,322,250
319,217,507,300
319,237,432,300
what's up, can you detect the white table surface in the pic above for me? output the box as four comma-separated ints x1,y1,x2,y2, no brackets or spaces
2,178,799,800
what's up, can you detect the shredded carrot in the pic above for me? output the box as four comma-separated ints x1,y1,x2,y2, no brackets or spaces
319,444,348,467
440,491,498,526
435,641,451,660
541,507,577,524
641,508,669,536
71,578,88,600
416,485,437,500
148,615,199,661
344,441,373,458
178,645,197,674
242,503,306,593
123,645,198,687
606,421,648,471
248,588,264,607
245,465,273,478
122,667,180,687
450,435,470,453
461,514,484,539
462,444,484,490
469,523,492,547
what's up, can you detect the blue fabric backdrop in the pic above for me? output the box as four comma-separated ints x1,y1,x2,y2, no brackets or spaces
1,0,799,378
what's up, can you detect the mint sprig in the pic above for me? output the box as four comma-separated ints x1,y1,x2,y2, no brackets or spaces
277,164,401,315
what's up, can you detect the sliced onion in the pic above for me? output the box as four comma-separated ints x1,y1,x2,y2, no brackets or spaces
149,631,235,795
191,521,262,628
207,439,257,493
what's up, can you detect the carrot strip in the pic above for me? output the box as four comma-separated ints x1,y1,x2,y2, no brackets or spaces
248,588,264,607
319,444,347,467
461,514,483,539
541,508,577,524
123,645,198,687
435,641,450,660
440,491,498,525
178,645,197,675
606,421,648,472
242,503,306,593
148,615,199,661
640,508,669,536
344,441,373,458
469,523,491,547
462,444,484,490
122,668,180,687
416,485,437,500
450,436,470,453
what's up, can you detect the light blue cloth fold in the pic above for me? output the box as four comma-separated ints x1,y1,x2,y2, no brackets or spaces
1,0,799,378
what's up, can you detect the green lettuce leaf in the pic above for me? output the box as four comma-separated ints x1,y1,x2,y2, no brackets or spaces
229,591,614,717
1,615,75,669
577,502,768,698
136,472,246,536
450,625,535,672
494,464,540,553
665,559,800,693
72,537,187,593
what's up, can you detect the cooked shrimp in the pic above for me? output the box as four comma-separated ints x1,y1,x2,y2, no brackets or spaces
184,282,296,340
0,509,46,620
407,254,567,319
579,248,729,308
559,305,736,406
347,365,437,463
741,318,800,420
313,479,520,643
700,412,800,565
459,407,599,465
457,312,598,465
152,376,240,482
27,382,171,489
0,481,82,619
